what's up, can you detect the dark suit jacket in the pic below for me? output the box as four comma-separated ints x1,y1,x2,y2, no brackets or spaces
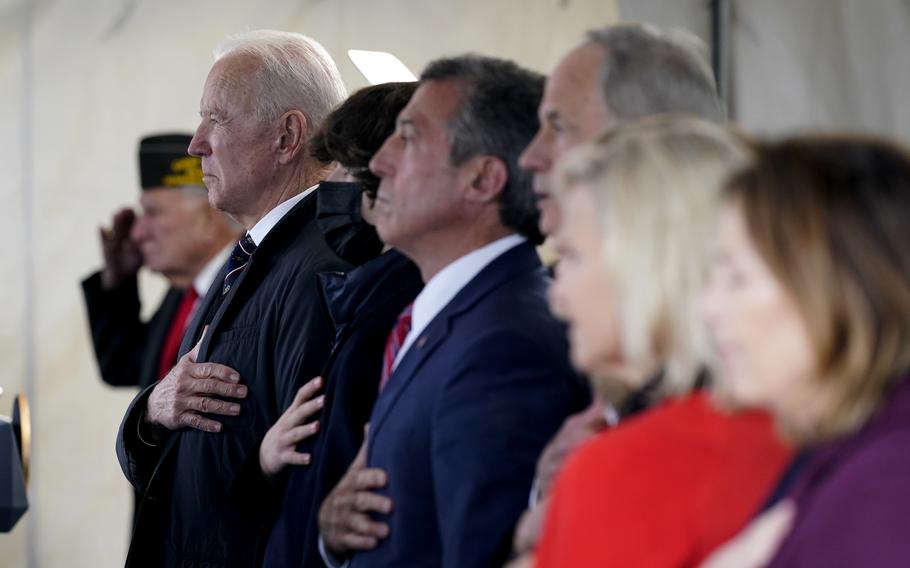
349,242,588,568
262,249,423,568
81,272,182,389
116,192,351,567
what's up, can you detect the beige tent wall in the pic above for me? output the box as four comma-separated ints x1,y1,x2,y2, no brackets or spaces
2,0,908,566
619,0,910,143
0,1,618,566
732,0,910,143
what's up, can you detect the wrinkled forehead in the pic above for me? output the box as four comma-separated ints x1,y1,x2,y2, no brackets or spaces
399,79,464,134
202,53,259,106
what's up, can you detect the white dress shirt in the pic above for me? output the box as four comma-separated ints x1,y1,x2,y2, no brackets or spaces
192,244,232,297
186,243,233,323
247,184,319,246
392,233,526,370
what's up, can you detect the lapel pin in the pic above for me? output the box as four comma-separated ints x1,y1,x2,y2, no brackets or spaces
417,335,428,349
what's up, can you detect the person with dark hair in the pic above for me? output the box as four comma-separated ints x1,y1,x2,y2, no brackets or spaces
308,82,417,266
257,81,423,568
700,135,910,567
318,55,586,568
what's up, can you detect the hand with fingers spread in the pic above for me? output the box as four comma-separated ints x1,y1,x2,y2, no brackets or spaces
259,376,325,480
99,207,143,289
319,431,393,558
144,332,247,434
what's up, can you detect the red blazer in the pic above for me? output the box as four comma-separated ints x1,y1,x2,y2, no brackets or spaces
535,392,791,568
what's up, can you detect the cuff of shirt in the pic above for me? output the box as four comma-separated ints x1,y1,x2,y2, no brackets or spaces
319,535,351,568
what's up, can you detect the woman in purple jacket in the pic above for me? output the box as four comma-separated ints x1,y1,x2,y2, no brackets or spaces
699,135,910,568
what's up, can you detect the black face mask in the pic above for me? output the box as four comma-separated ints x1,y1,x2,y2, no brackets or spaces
316,181,383,266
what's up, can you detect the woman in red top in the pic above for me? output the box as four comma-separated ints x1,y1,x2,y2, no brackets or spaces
524,116,791,568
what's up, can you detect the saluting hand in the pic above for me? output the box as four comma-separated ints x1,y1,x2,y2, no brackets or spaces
319,427,393,557
144,330,247,433
99,207,143,289
259,376,325,480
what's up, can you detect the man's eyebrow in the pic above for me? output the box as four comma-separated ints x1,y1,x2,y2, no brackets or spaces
200,105,225,117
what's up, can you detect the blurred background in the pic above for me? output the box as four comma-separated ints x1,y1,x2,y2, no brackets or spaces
0,0,907,565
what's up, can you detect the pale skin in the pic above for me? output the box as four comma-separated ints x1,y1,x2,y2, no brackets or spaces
143,330,247,437
699,501,796,568
256,166,382,480
99,188,239,290
512,188,650,565
319,428,393,555
509,44,619,558
144,52,329,436
518,41,615,236
187,51,326,232
695,205,821,567
99,207,143,289
258,376,325,480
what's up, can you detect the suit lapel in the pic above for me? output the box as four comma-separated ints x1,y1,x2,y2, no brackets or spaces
368,242,544,440
368,315,451,438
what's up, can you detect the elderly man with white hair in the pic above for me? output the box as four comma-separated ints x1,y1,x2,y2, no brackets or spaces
115,30,350,567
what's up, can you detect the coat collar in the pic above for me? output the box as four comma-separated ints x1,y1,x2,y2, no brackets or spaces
318,250,418,334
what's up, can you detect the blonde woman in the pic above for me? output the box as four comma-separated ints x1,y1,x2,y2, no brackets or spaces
529,116,790,567
700,136,910,567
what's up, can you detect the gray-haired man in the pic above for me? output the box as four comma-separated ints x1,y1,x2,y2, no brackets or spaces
116,30,350,567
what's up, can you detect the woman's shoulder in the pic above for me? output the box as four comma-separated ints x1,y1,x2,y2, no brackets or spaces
562,393,785,488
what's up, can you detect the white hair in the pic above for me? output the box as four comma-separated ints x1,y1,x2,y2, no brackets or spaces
214,30,347,130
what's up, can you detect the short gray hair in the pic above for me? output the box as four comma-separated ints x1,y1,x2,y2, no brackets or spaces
587,23,724,122
214,30,347,130
421,55,545,244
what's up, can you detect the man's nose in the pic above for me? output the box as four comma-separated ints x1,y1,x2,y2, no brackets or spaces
519,131,549,173
130,217,149,242
188,124,210,157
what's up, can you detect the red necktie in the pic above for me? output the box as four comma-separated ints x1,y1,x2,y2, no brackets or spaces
157,287,199,380
379,303,413,392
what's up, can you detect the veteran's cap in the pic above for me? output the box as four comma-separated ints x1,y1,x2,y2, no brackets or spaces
138,134,203,190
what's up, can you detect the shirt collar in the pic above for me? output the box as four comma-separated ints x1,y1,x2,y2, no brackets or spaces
247,184,319,246
408,234,526,348
192,243,234,296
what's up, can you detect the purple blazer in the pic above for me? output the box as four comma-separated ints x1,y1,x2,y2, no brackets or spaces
769,376,910,567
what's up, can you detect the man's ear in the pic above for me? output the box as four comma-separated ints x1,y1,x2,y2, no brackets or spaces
464,155,508,204
276,110,309,165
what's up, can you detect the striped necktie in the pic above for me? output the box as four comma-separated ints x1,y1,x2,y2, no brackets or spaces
223,233,256,295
